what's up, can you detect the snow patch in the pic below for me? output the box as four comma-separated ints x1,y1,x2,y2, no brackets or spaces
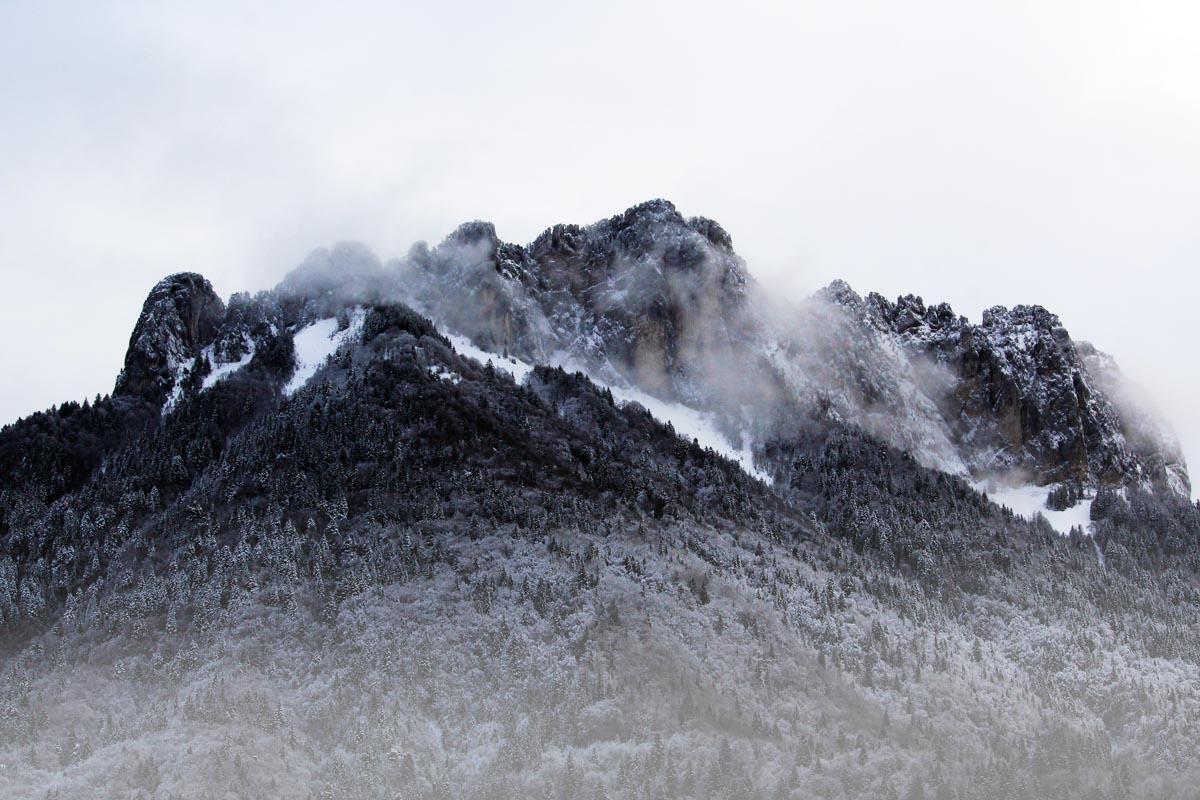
162,375,188,414
607,384,770,483
442,333,768,483
201,340,255,390
445,334,535,385
973,480,1093,535
429,364,462,385
1166,463,1190,498
284,309,366,396
161,335,256,414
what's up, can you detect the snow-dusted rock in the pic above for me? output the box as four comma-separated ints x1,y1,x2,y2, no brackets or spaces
114,272,225,405
111,201,1189,501
862,291,1188,495
393,201,1188,498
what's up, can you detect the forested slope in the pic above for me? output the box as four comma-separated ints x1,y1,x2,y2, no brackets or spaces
1,292,1198,799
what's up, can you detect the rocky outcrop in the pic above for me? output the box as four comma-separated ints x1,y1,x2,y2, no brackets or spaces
861,291,1187,493
1076,341,1191,496
389,201,1188,496
397,199,754,400
114,273,225,405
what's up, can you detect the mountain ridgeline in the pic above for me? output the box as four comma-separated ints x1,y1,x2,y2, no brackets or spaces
1,200,1198,799
116,198,1189,499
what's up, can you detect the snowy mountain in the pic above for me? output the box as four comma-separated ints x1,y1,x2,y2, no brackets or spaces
110,200,1186,511
378,199,1186,507
2,201,1199,799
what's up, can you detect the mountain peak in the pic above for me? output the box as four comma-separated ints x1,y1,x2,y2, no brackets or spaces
816,279,864,309
443,219,500,250
611,197,681,224
114,272,225,405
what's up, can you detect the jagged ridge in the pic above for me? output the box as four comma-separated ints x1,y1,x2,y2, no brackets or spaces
104,201,1190,502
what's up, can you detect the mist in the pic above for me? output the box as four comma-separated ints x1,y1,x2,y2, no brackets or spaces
2,0,1198,491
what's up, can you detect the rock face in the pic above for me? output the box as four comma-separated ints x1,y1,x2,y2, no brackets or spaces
399,199,753,400
1076,340,1191,496
860,291,1188,494
773,281,969,475
114,273,226,405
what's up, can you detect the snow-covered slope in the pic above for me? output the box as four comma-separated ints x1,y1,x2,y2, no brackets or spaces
972,480,1094,535
160,334,256,413
201,337,256,390
283,309,365,396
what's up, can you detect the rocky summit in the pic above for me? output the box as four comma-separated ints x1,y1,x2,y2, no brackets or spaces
114,272,226,405
388,200,1187,499
400,199,754,399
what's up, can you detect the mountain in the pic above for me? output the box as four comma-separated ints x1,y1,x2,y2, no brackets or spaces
1,201,1199,799
105,199,1187,508
394,199,1187,503
397,199,753,399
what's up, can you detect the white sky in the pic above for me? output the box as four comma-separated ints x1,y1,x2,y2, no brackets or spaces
2,1,1198,486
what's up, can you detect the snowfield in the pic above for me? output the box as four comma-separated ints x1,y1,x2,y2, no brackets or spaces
445,333,535,385
284,309,365,396
973,480,1094,535
605,384,769,483
201,340,255,390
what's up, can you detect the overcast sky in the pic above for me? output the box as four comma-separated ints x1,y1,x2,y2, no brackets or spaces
2,1,1198,485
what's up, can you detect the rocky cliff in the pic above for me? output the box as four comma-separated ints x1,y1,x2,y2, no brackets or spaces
114,272,226,405
860,291,1189,494
385,201,1188,497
